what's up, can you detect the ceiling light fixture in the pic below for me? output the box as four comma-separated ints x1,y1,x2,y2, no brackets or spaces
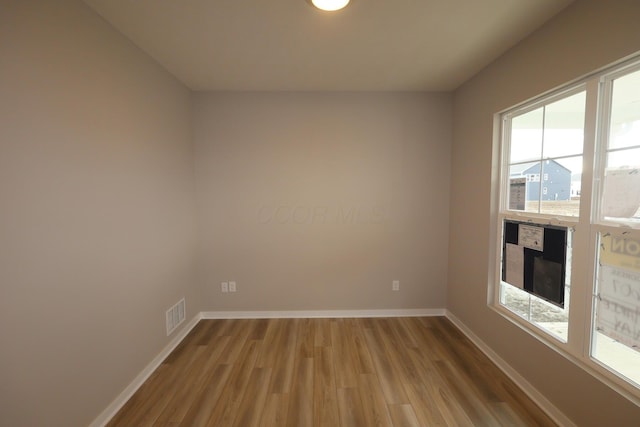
311,0,350,12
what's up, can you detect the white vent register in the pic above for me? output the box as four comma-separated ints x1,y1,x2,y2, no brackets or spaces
166,298,186,336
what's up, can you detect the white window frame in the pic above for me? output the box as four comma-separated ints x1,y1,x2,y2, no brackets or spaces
490,55,640,406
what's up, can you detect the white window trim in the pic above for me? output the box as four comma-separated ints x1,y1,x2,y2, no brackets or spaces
489,55,640,407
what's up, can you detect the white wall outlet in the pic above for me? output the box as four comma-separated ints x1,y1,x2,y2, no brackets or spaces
221,282,229,293
392,280,400,291
229,281,237,292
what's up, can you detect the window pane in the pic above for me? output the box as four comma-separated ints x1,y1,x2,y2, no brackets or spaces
510,108,543,163
500,283,530,319
530,228,572,341
530,287,569,341
539,156,582,217
543,91,587,158
602,149,640,221
607,147,640,169
499,223,571,342
609,69,640,150
507,92,585,218
500,283,568,342
592,233,640,386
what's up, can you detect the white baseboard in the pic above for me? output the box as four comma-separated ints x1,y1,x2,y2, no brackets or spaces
89,313,202,427
445,310,576,427
200,308,445,319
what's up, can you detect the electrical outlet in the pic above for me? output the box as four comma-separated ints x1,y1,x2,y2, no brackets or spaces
221,282,229,293
392,280,400,291
229,281,237,292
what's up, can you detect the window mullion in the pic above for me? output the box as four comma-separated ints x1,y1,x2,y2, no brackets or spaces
566,78,599,359
539,106,546,214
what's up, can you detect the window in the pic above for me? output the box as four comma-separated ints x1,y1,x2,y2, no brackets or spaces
499,87,586,342
591,65,640,388
493,58,640,401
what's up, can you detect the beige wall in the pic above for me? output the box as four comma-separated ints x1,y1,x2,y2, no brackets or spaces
194,92,451,312
0,1,198,425
449,0,640,425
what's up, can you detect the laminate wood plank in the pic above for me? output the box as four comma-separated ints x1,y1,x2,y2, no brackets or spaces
373,318,423,386
358,316,377,330
214,317,242,337
430,318,502,402
491,373,558,427
363,324,410,404
490,401,529,427
296,318,315,359
106,364,170,426
403,381,448,427
396,317,423,344
269,321,298,393
357,373,393,427
389,317,420,349
434,359,501,426
163,321,210,364
259,319,298,394
331,319,359,388
155,335,231,424
194,319,226,345
396,334,460,426
216,319,257,364
427,384,476,427
249,318,270,340
255,318,284,368
286,357,314,427
178,363,233,427
403,317,449,362
313,318,332,348
205,339,262,426
404,346,473,427
232,367,272,427
336,387,367,427
313,346,339,427
387,403,421,427
126,345,207,426
348,318,375,374
259,393,290,427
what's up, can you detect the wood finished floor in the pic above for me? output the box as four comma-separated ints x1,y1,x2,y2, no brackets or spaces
107,317,557,427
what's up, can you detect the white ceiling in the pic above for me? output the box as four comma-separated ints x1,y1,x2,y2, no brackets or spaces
83,0,574,91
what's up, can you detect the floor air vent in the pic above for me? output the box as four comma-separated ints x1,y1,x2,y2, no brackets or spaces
166,298,186,336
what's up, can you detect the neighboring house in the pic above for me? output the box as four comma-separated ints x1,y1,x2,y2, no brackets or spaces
510,159,571,201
